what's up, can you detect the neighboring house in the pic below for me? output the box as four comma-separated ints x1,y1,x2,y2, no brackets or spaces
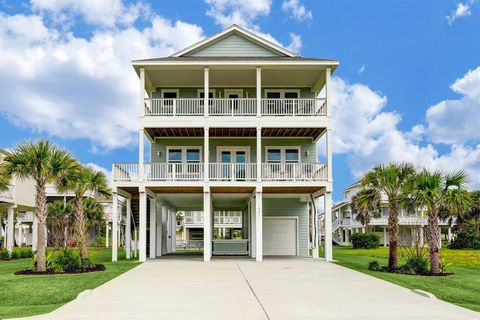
0,149,36,252
111,25,337,262
176,211,243,251
331,182,454,247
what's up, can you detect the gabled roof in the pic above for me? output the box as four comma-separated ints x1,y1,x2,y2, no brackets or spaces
170,24,299,58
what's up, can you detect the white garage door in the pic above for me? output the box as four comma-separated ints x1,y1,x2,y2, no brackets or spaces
263,217,297,256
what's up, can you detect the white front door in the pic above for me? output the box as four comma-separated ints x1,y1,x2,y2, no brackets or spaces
263,217,297,256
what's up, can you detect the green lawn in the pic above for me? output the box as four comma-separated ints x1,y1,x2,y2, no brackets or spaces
324,246,480,312
0,247,139,319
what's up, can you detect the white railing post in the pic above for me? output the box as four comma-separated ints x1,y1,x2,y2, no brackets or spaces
256,67,261,117
204,67,209,117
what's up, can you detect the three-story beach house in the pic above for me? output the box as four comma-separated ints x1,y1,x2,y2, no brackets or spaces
111,25,338,262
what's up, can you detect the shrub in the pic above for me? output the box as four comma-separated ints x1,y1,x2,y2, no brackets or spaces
0,249,10,260
448,230,480,249
93,236,106,247
51,249,82,273
10,250,20,259
16,248,33,259
400,256,429,274
368,260,380,271
351,232,381,249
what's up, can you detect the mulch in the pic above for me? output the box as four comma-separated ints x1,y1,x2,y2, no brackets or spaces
14,264,106,276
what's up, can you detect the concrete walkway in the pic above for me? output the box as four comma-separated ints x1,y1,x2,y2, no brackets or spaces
16,256,480,320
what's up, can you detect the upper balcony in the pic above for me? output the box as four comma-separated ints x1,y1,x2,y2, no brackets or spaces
144,97,326,117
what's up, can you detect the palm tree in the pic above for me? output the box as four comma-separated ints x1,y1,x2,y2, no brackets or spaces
0,140,78,271
405,169,472,273
351,188,382,229
456,191,480,233
47,200,74,248
83,197,106,244
362,162,416,271
57,165,110,259
0,166,9,191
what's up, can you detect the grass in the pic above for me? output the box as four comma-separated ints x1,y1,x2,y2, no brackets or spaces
323,246,480,312
0,247,139,319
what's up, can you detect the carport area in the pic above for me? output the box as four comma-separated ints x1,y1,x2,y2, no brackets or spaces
20,257,480,320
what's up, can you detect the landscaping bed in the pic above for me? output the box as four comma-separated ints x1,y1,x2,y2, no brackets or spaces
15,264,106,275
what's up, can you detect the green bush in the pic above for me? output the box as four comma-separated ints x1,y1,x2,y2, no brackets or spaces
351,232,381,249
0,249,10,260
16,248,33,259
93,236,106,247
10,250,20,259
368,260,380,271
51,249,82,273
448,230,480,249
400,256,429,274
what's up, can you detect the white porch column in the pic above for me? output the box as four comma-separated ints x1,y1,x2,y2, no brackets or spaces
106,222,109,248
438,227,442,249
255,186,263,262
111,192,118,262
139,67,145,117
420,226,424,246
203,187,212,261
312,199,319,259
383,227,387,247
156,203,163,257
324,192,333,262
126,198,131,259
134,227,138,257
345,228,350,243
325,67,331,118
171,211,176,252
162,205,167,255
250,197,256,258
204,67,209,117
204,128,209,182
256,67,261,117
6,206,14,252
139,190,147,262
139,129,145,181
256,127,261,182
149,197,156,259
447,226,452,243
166,208,171,253
17,222,22,246
32,214,38,252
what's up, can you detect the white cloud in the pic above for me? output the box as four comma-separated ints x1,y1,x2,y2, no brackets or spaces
286,33,302,53
446,1,473,25
326,74,480,188
205,0,271,29
419,66,480,145
30,0,149,27
0,8,204,150
281,0,312,21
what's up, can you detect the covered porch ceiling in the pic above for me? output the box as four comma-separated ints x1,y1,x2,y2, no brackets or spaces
140,64,329,93
145,127,325,140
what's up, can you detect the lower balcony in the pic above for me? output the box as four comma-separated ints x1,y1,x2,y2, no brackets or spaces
112,162,327,182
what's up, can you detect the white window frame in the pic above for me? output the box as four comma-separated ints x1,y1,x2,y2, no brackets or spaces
166,146,203,163
160,89,180,98
265,146,301,163
216,147,251,163
224,89,243,98
197,89,216,98
264,89,301,99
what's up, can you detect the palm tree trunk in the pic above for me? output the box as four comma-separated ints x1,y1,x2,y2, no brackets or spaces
35,180,47,272
75,195,88,260
388,206,399,271
427,209,441,274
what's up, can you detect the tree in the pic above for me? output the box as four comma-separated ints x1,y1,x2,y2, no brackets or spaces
83,197,106,244
0,140,78,271
351,188,382,229
0,166,9,191
57,165,110,259
47,200,74,248
362,162,416,271
405,169,472,273
456,191,480,233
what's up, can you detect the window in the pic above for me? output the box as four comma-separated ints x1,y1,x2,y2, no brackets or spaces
198,91,214,99
284,92,299,99
266,92,281,99
167,147,202,163
267,149,281,163
266,147,301,163
168,149,182,163
285,149,299,163
163,91,177,99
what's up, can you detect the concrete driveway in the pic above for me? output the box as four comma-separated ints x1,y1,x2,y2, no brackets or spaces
17,256,480,320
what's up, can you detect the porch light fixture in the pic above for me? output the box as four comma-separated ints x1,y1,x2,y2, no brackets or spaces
157,150,161,157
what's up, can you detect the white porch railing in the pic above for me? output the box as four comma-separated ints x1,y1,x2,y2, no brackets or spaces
143,98,327,116
145,98,203,116
261,98,327,116
210,98,256,116
209,163,257,181
145,163,204,181
112,163,140,181
261,163,327,181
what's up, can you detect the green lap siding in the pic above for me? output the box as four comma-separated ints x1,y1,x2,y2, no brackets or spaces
263,198,309,256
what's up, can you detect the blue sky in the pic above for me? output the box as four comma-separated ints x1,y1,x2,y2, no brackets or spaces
0,0,479,201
